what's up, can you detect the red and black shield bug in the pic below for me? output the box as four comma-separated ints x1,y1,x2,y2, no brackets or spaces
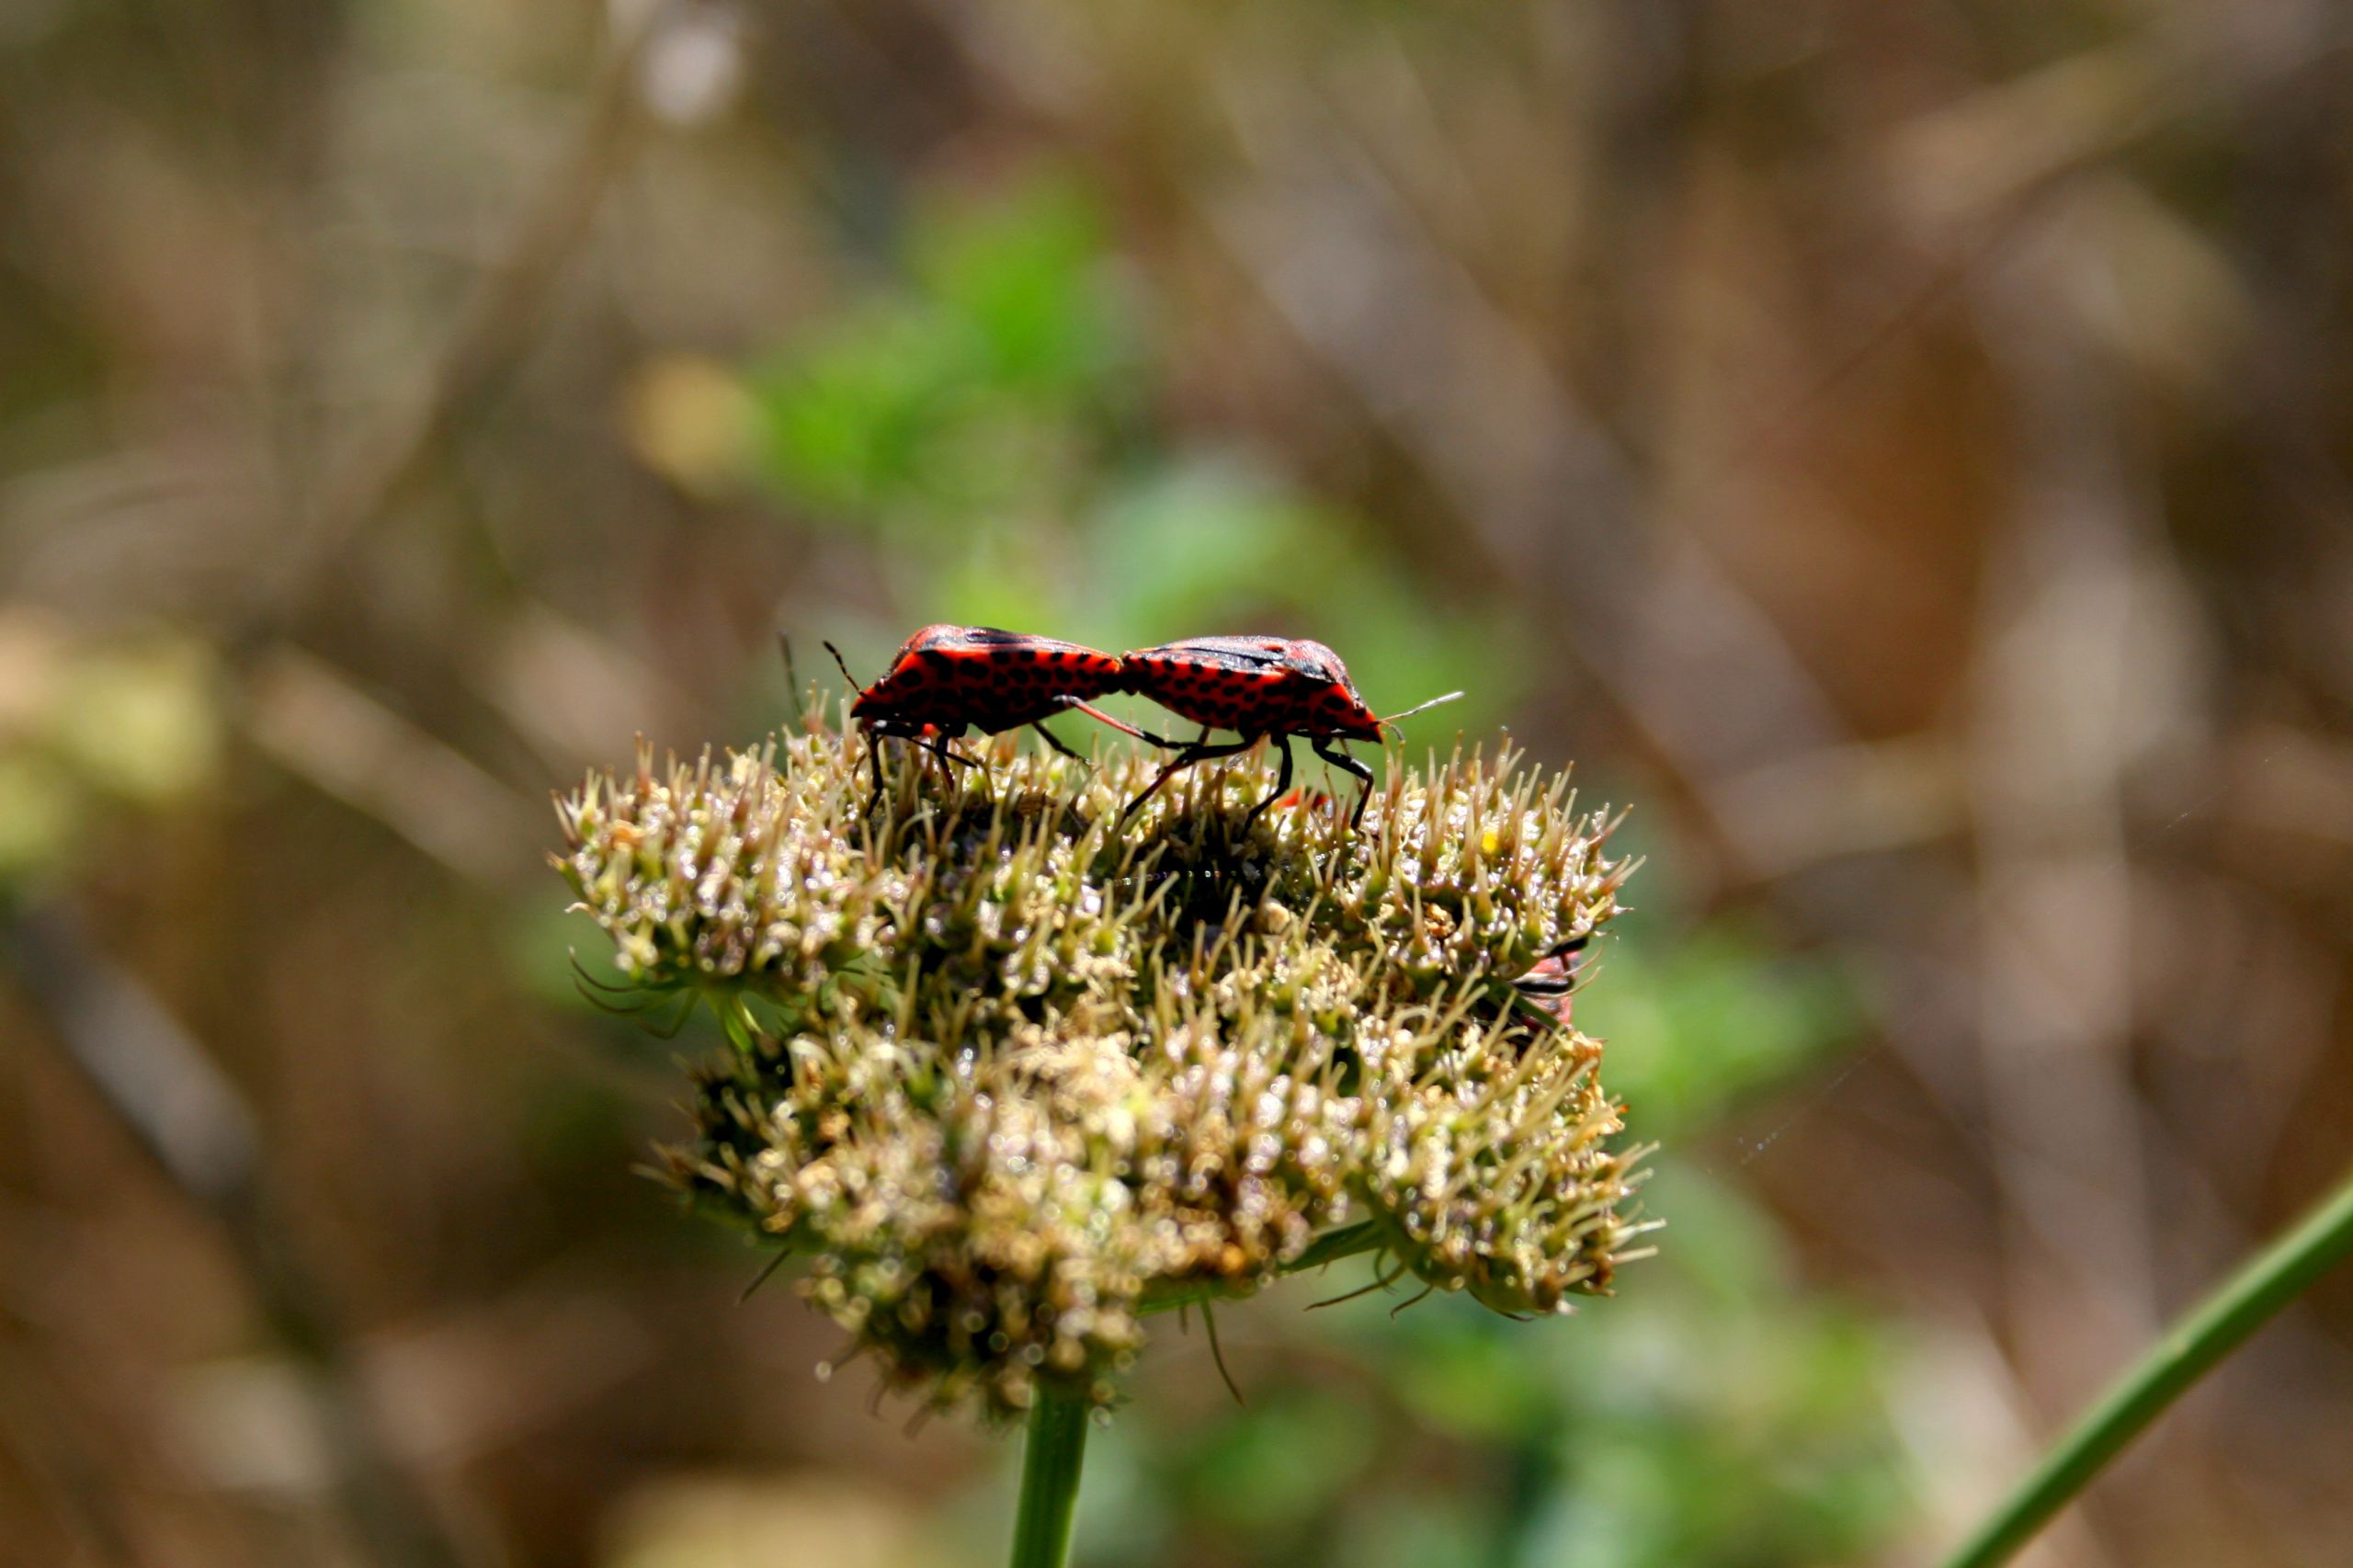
1512,934,1588,1030
1108,635,1461,831
1267,785,1333,817
825,626,1141,812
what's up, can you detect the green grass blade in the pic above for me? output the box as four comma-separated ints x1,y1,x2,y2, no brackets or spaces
1942,1165,2353,1568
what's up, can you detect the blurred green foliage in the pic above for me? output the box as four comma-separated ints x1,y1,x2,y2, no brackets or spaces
759,179,1139,522
748,174,1507,737
0,617,222,894
1581,921,1861,1140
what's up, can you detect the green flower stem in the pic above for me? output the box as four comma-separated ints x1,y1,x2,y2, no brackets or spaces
1943,1165,2353,1568
1139,1219,1386,1316
1001,1220,1386,1564
1008,1384,1090,1568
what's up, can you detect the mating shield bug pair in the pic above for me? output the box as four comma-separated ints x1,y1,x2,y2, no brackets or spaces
826,626,1461,831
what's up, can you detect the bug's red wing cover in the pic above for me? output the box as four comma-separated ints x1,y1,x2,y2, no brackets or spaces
856,627,1129,733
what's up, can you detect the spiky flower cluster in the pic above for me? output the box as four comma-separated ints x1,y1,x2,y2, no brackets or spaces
554,708,1646,1417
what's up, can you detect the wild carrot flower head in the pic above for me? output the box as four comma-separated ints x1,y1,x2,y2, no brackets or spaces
554,708,1647,1418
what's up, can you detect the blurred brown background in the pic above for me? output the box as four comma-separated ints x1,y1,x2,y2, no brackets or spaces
4,2,2351,1565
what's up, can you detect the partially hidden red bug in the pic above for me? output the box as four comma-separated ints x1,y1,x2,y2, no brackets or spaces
1512,934,1588,1030
826,626,1141,812
1107,635,1461,830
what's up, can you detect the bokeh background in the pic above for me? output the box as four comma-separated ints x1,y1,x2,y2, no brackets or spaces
5,2,2352,1565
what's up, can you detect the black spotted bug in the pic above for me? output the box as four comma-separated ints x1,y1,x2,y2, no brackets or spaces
1108,635,1461,830
827,626,1140,812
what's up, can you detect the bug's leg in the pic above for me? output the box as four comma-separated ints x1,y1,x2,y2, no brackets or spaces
949,729,1003,806
859,726,888,816
916,743,948,798
1312,737,1377,830
1029,722,1092,771
880,720,941,810
1051,695,1173,749
1239,734,1294,833
1117,747,1201,825
1119,736,1255,824
915,733,978,794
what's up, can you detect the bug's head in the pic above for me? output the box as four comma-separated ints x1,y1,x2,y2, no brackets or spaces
1313,683,1385,740
1280,641,1459,743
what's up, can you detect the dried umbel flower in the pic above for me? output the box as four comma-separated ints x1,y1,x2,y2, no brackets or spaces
554,709,1649,1418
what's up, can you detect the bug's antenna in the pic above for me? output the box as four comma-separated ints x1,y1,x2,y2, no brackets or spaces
823,640,862,691
1376,689,1464,738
